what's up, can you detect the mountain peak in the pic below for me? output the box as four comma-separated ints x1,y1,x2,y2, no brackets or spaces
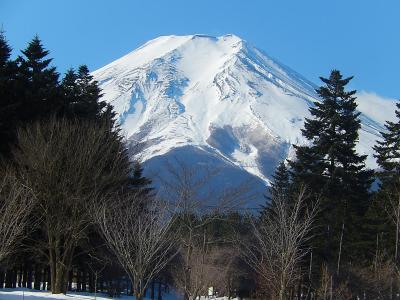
93,34,394,203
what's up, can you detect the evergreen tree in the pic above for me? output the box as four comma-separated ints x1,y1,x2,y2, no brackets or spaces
0,31,18,157
60,68,79,117
374,102,400,187
261,161,291,220
290,70,373,267
75,65,106,119
269,161,290,200
61,65,114,123
130,160,153,198
17,35,61,119
0,31,11,67
373,101,400,263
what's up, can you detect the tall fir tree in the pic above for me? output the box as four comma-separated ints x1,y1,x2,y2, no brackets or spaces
0,31,18,157
61,65,115,125
261,161,291,220
75,65,106,119
290,70,373,267
17,35,61,120
374,102,400,187
130,160,153,198
60,68,79,116
269,161,290,200
373,101,400,263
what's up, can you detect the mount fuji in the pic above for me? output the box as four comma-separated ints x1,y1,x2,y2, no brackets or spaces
92,34,396,205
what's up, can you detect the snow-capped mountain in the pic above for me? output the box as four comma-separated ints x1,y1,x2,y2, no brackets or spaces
93,34,396,204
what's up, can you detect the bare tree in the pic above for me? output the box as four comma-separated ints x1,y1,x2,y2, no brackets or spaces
95,194,178,300
0,169,34,263
171,246,218,300
14,118,132,294
350,252,398,300
156,159,256,299
158,158,255,212
241,187,318,300
210,246,245,299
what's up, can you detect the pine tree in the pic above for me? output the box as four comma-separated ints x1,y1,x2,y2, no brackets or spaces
261,161,291,220
60,68,79,117
374,102,400,187
290,70,373,267
269,161,290,200
61,65,112,123
130,160,153,197
17,35,61,119
0,31,18,157
373,101,400,263
75,65,106,119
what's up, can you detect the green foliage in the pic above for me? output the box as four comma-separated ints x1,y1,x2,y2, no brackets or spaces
0,31,19,157
374,102,400,187
261,161,292,220
16,35,61,118
290,70,374,266
0,33,117,159
372,101,400,263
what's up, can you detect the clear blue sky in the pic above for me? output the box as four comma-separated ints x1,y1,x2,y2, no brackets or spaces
1,0,398,98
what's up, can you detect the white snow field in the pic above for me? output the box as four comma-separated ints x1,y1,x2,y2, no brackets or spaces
0,288,180,300
0,288,118,300
92,34,397,204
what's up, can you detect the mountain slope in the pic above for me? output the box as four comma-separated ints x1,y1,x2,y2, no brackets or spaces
92,34,396,203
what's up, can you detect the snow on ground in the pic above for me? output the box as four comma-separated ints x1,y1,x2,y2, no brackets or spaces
0,289,231,300
0,288,181,300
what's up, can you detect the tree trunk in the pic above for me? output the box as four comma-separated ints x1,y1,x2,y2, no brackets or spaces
81,268,86,292
151,280,155,300
46,268,51,291
158,281,162,300
50,262,68,294
33,266,41,290
0,269,4,288
68,269,73,291
27,266,33,289
22,265,28,288
76,268,81,291
12,268,16,288
337,222,345,276
89,270,94,293
4,269,11,288
136,292,144,300
18,266,23,287
279,283,285,300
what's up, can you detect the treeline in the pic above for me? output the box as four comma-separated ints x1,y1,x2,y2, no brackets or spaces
0,32,161,297
252,71,400,299
0,32,253,300
0,31,400,300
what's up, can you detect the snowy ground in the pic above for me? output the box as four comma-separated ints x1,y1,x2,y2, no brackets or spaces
0,289,114,300
0,288,234,300
0,288,180,300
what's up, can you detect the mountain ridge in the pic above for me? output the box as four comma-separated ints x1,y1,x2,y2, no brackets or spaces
92,34,396,197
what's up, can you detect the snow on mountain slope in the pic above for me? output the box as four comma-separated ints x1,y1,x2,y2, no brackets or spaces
93,34,396,201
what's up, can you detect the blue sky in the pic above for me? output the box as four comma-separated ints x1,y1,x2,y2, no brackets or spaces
0,0,398,98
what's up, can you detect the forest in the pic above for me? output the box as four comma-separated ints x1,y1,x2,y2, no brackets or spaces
0,32,399,300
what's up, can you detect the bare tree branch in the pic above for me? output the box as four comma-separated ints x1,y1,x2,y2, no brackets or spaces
241,186,318,300
0,169,35,263
14,118,131,294
95,193,178,300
